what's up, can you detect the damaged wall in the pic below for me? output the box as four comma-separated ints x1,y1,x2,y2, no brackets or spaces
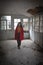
30,14,43,48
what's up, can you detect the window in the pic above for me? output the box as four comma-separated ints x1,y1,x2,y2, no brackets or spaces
30,17,33,30
32,15,43,32
14,19,21,30
1,21,6,30
35,16,39,31
23,18,29,31
32,16,39,32
6,16,11,30
40,15,43,32
7,20,11,30
1,16,11,30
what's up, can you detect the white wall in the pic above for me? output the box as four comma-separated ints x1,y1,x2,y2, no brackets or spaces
30,15,43,48
30,30,43,48
0,14,30,40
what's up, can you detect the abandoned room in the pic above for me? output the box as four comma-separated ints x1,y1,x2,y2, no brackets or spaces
0,0,43,65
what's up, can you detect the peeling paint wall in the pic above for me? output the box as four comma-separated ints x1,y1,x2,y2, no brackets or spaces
30,15,43,48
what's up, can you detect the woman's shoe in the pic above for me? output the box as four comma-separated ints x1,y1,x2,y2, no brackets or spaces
18,46,20,49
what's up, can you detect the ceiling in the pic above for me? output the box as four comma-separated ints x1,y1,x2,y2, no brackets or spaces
27,6,43,15
0,0,43,17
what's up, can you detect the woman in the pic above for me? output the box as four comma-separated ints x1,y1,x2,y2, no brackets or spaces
15,22,24,49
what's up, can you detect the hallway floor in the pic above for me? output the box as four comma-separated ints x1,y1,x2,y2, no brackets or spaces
0,40,43,65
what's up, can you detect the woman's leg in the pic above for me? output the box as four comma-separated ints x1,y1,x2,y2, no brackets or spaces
18,40,21,47
17,40,21,49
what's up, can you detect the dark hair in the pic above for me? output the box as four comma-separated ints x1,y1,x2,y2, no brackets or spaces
17,22,23,28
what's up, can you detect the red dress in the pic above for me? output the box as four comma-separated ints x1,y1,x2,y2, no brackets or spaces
15,26,24,40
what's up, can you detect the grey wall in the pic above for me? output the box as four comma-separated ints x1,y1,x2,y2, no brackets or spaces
0,0,39,17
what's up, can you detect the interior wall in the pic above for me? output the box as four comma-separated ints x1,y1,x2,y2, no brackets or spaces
30,30,34,41
30,15,43,48
30,30,43,48
34,32,43,47
0,14,30,40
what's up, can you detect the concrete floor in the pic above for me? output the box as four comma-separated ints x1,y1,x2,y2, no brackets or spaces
0,40,43,65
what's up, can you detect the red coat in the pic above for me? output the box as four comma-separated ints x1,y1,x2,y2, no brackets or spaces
15,27,24,40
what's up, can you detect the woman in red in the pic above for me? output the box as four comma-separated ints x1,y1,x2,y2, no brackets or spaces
15,22,24,49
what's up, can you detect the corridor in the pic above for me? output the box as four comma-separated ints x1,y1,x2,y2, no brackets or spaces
0,0,43,65
0,40,43,65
